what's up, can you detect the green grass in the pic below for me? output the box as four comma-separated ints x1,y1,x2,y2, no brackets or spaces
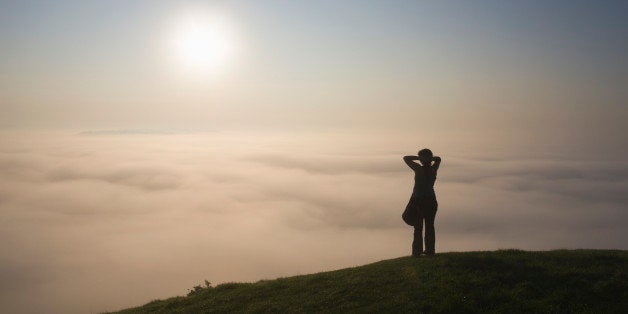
108,249,627,313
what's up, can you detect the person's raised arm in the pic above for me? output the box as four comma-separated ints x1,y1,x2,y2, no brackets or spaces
432,156,442,172
403,155,421,171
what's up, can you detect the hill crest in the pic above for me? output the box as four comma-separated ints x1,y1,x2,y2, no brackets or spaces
107,249,628,313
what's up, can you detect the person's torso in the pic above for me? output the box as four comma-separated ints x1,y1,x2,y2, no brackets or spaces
412,166,436,199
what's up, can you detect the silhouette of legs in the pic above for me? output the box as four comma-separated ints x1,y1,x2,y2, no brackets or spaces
412,222,423,257
412,207,437,257
424,209,436,255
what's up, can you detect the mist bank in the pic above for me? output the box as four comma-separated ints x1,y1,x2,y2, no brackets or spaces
0,129,626,313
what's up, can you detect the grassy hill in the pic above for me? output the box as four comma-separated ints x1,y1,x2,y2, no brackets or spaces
108,249,627,313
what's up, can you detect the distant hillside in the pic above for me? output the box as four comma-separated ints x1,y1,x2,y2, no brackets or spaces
107,249,627,313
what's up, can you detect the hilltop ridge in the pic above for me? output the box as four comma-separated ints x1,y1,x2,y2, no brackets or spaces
107,249,627,313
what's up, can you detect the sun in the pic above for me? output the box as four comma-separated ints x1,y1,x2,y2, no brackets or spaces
171,11,236,73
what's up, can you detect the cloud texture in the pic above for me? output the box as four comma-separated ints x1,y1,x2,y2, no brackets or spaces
0,130,626,313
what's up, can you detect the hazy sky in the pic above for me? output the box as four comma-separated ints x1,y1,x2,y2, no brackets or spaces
2,1,626,136
1,1,627,313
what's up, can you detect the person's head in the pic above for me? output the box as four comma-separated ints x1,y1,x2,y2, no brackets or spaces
418,148,433,166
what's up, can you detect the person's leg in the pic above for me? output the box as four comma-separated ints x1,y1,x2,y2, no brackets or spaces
424,210,436,255
412,217,424,257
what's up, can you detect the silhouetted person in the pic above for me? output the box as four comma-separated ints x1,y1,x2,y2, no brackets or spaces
403,149,441,257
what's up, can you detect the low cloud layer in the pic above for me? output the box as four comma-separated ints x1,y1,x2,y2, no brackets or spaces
0,130,626,313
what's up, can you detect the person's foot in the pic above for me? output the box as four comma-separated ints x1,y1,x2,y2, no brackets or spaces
412,244,421,257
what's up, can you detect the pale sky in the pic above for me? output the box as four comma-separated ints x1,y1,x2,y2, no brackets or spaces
0,1,627,313
1,1,626,137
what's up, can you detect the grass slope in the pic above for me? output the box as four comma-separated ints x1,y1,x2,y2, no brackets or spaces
109,250,627,313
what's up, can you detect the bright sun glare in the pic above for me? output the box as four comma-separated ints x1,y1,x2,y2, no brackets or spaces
171,10,236,74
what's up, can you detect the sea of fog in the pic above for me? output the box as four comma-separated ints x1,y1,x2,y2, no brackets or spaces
0,129,626,313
